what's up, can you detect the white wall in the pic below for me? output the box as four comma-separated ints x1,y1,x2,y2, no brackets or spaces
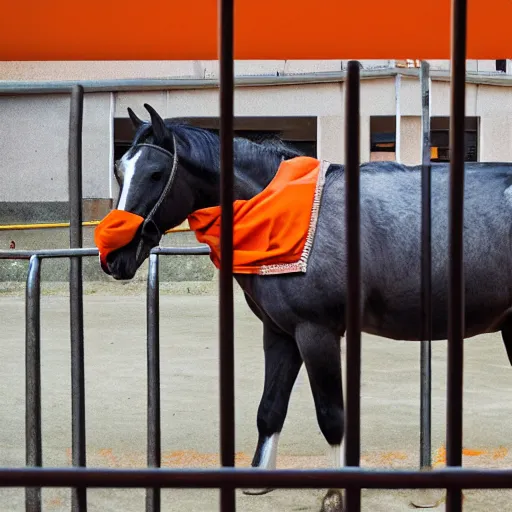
0,93,113,202
1,76,512,204
115,83,345,119
0,95,70,201
83,93,113,198
477,85,512,162
400,116,421,165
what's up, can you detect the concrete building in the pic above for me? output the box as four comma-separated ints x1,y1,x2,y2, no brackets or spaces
1,58,512,224
0,59,511,281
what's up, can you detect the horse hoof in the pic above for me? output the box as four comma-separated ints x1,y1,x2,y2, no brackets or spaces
242,488,274,496
320,489,344,512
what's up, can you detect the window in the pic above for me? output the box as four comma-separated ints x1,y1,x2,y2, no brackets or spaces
496,60,507,73
430,117,479,162
370,116,396,161
369,115,479,164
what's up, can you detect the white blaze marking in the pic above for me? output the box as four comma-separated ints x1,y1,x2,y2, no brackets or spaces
117,150,141,211
259,433,280,469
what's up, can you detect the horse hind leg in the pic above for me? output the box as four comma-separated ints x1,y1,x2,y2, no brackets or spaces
295,322,345,511
243,321,303,496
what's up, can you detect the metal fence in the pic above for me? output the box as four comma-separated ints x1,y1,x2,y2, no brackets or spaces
0,246,210,512
2,0,512,510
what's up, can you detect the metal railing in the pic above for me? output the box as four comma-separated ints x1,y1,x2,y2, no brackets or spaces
0,245,210,512
1,0,512,510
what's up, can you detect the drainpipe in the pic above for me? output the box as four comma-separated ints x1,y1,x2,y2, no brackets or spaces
395,73,401,162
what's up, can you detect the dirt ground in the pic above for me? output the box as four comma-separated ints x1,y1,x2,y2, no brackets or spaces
1,284,512,511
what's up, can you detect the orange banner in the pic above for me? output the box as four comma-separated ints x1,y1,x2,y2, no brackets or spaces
0,0,510,61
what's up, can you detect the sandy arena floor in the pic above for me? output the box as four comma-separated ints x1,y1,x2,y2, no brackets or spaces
1,285,512,511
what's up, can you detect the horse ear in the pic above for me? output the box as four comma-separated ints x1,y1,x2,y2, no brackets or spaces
127,107,143,129
144,103,167,142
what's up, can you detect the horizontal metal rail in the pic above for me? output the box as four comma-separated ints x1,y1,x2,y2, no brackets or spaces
1,467,512,489
1,68,512,96
0,246,210,260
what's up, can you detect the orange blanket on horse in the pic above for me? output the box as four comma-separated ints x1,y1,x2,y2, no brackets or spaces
94,156,329,275
188,156,329,275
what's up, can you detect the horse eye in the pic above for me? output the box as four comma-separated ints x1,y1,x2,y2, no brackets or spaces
151,171,163,182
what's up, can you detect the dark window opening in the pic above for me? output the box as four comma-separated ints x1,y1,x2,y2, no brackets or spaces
430,116,479,162
370,116,396,161
496,60,507,73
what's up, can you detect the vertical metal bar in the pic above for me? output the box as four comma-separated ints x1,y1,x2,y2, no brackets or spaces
25,255,42,512
218,0,235,508
68,84,87,511
344,60,362,512
420,61,432,470
146,253,161,512
446,0,467,508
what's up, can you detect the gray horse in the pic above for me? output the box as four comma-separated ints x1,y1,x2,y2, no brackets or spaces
99,103,512,497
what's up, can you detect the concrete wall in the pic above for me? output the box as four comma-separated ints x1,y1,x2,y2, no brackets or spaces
477,85,512,162
2,76,512,209
83,93,114,198
400,116,421,166
0,94,70,202
0,93,113,202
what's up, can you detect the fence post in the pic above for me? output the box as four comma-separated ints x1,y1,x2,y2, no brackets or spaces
410,59,442,511
68,84,87,511
344,60,362,512
25,255,42,512
146,253,161,512
420,60,432,471
218,0,236,509
446,0,468,509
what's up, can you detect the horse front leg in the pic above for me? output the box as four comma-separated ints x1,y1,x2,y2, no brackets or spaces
243,321,303,496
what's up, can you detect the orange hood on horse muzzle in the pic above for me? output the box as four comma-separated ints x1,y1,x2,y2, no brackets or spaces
94,210,145,267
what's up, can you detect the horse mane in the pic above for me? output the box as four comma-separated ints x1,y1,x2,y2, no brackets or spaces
131,118,304,176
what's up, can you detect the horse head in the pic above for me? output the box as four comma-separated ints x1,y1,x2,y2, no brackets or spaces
95,104,199,280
